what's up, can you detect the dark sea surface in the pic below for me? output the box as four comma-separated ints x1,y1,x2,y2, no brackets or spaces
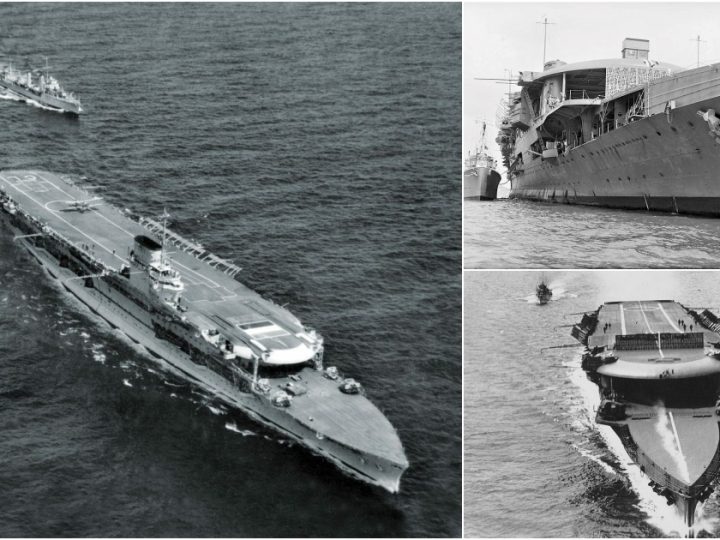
0,4,461,537
464,198,720,269
465,270,720,537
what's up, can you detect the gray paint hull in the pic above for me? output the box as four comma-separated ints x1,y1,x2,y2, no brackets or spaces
464,167,501,200
0,78,81,115
509,97,720,216
1,216,405,492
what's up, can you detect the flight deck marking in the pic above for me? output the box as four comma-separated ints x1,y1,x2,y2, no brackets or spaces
619,304,627,335
638,302,655,334
35,171,77,201
637,302,664,357
9,182,128,267
668,411,689,482
657,302,682,333
14,172,236,297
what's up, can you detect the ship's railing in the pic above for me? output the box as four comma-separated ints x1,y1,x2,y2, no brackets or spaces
568,89,605,100
636,438,720,497
3,196,117,274
636,448,692,496
138,216,242,278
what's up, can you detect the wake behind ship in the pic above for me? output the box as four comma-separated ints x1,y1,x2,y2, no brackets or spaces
497,38,720,216
0,170,408,491
572,300,720,531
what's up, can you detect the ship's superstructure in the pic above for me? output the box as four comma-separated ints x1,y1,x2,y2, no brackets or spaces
573,300,720,530
464,122,501,200
497,38,720,215
0,61,82,115
0,170,408,491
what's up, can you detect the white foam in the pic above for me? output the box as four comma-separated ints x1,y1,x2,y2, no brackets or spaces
122,379,133,388
224,422,256,437
207,405,226,416
566,353,716,536
573,444,619,476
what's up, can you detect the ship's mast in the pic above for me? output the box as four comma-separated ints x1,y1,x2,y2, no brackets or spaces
537,17,555,67
690,35,706,68
160,208,170,265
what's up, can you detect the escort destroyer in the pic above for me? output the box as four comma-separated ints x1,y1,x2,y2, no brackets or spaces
0,61,82,115
0,170,408,492
464,122,501,200
497,38,720,216
572,300,720,531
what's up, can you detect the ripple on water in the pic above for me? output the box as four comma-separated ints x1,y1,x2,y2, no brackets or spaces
464,199,720,268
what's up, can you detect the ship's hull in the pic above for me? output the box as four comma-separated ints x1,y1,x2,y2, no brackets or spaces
0,169,407,491
464,167,501,200
0,213,404,492
603,416,720,530
0,78,81,115
509,96,720,216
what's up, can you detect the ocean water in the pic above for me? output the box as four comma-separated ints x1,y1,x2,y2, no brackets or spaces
464,198,720,269
464,270,720,538
0,4,461,537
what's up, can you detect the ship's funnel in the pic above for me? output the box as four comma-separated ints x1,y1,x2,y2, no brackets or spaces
622,37,650,60
132,235,162,267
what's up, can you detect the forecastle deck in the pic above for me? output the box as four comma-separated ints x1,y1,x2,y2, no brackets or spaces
0,169,408,489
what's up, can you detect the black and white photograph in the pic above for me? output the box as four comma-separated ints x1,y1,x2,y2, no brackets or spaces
0,3,461,537
465,270,720,537
463,3,720,269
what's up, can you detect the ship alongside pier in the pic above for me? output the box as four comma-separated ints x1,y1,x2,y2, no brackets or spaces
497,38,720,216
0,170,408,491
464,122,501,200
572,300,720,530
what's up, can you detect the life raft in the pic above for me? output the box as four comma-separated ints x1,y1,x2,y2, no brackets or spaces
339,378,362,395
271,390,292,407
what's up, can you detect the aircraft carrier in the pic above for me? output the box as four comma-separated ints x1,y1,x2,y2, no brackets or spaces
572,300,720,531
0,169,408,492
497,38,720,216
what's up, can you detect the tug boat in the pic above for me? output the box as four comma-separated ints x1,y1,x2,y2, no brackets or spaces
464,122,501,200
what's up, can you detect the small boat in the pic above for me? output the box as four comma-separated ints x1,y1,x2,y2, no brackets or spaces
536,280,552,305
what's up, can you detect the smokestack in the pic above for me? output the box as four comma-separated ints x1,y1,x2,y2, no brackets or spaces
622,38,650,60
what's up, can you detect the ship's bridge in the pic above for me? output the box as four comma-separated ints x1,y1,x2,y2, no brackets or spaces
183,308,319,367
518,58,681,131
